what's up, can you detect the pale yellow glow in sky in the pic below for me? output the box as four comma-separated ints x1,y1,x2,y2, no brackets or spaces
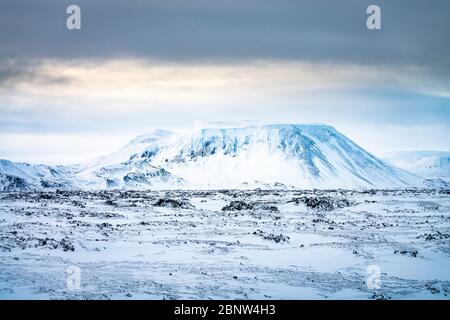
4,59,414,111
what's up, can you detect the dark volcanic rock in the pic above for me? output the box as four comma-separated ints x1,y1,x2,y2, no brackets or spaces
290,196,351,211
59,237,75,251
154,198,192,209
394,250,418,258
253,229,290,243
222,201,254,211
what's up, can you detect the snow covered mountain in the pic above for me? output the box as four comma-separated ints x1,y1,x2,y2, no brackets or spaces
0,124,425,191
383,151,450,187
0,159,78,191
83,130,173,170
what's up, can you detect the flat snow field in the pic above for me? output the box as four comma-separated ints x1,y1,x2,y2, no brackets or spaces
0,189,449,300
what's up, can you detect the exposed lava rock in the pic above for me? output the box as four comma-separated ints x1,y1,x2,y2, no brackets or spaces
253,229,290,243
394,250,418,257
221,201,279,212
154,198,192,209
222,201,254,211
290,196,351,211
59,237,75,251
419,231,450,241
105,199,117,206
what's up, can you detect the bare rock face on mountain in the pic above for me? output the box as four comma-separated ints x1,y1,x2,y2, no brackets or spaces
0,124,423,190
0,173,29,191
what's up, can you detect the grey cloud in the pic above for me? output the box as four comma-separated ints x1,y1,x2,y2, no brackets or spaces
0,0,449,74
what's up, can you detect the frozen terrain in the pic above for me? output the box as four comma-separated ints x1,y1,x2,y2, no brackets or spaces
0,188,449,300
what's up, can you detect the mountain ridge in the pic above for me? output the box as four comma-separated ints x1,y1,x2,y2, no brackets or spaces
0,124,436,191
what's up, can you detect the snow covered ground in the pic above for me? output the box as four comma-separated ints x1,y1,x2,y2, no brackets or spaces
0,189,449,300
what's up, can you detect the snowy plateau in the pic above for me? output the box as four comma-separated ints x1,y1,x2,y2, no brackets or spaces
0,124,449,299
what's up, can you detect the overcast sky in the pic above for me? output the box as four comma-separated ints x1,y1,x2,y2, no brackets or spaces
0,0,449,164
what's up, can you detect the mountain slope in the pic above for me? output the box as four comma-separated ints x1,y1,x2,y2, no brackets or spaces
74,130,178,189
383,151,450,188
0,159,77,191
383,151,450,178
